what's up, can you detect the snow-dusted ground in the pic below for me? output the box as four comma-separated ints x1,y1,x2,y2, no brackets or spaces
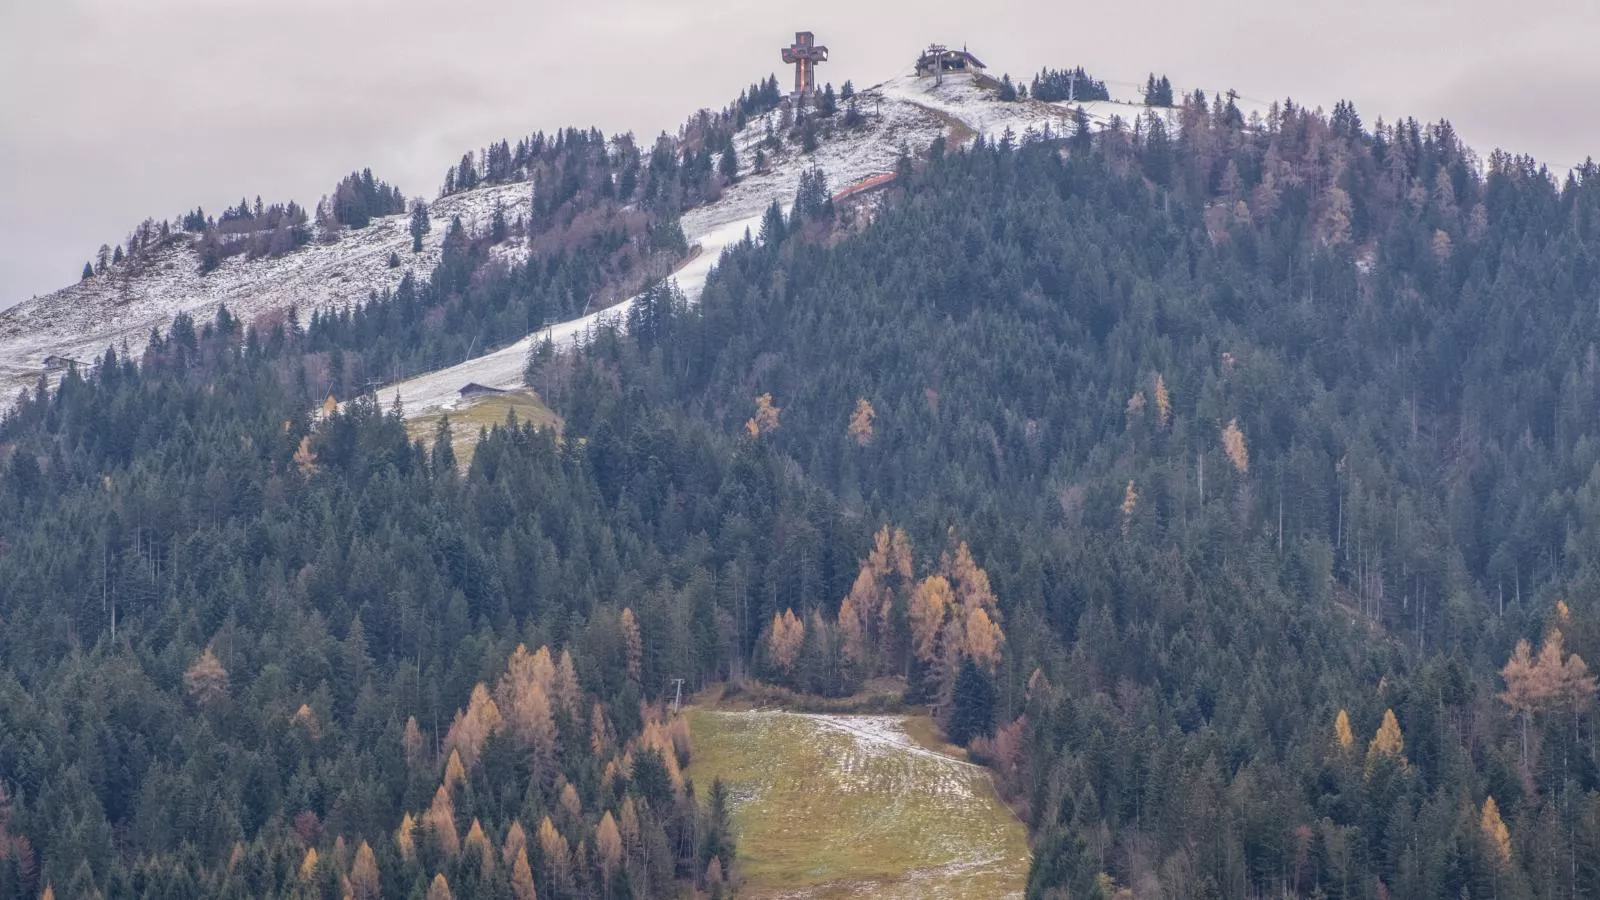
378,71,1127,419
1,66,1254,415
691,709,1029,899
0,180,531,400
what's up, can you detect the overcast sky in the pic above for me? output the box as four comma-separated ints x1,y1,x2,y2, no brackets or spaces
3,0,1597,308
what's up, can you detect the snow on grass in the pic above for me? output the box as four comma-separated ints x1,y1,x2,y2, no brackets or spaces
688,709,1028,899
0,180,531,400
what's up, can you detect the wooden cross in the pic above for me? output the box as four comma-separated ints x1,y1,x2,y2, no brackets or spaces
781,31,829,98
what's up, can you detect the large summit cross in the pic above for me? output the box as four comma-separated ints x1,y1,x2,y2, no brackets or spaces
781,31,829,99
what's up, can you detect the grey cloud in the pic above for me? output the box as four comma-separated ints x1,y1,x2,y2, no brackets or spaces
3,0,1598,307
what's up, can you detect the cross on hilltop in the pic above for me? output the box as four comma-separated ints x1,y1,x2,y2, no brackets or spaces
781,31,829,100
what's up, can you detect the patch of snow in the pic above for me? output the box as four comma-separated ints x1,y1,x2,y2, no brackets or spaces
0,181,531,400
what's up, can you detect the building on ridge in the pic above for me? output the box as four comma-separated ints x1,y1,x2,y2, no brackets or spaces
915,45,986,78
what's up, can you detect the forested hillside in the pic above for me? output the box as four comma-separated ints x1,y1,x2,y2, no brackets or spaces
3,81,1600,899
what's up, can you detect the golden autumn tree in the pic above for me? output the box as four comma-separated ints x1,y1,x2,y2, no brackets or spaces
443,683,503,771
184,647,229,709
1121,480,1138,535
595,811,623,892
944,540,998,618
848,398,875,445
838,590,870,669
1501,628,1597,768
765,609,806,672
293,436,319,476
349,841,380,900
536,816,571,890
1222,418,1249,474
559,783,582,819
590,703,614,755
939,538,1006,674
403,716,426,771
621,608,643,682
442,749,467,795
963,606,1004,671
1365,708,1406,771
510,845,537,900
1125,391,1147,431
1154,373,1171,427
1480,796,1511,869
553,649,582,720
298,847,320,882
745,393,781,437
464,819,494,873
424,785,460,858
620,797,641,859
909,576,953,665
502,820,527,869
497,645,558,765
290,703,321,738
1334,709,1354,749
396,812,417,861
426,873,454,900
839,525,917,673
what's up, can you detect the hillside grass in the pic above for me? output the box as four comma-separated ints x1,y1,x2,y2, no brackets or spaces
687,708,1028,899
404,389,560,467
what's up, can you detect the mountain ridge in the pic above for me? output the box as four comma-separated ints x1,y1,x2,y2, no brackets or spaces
0,66,1198,408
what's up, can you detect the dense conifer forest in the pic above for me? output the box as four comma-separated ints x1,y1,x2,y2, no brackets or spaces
5,81,1600,899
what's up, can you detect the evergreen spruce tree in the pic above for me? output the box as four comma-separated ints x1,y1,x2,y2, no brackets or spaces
819,82,838,116
947,659,996,746
410,199,430,253
432,415,457,473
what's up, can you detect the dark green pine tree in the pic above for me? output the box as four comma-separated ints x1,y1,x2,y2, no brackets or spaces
432,415,456,473
82,261,94,280
947,659,996,746
1071,106,1093,153
819,82,837,116
409,199,430,252
490,204,508,243
702,778,736,868
998,74,1018,102
719,145,739,183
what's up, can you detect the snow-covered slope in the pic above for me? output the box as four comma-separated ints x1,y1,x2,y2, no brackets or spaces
0,68,1210,413
0,181,531,400
379,72,1179,419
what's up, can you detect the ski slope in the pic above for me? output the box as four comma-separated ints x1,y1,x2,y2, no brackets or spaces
378,71,1179,419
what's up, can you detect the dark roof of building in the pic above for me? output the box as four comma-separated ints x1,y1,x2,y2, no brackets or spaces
916,47,987,70
459,382,508,397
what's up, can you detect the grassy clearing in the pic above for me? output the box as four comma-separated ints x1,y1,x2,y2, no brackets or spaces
404,390,560,467
687,709,1028,899
707,676,909,714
